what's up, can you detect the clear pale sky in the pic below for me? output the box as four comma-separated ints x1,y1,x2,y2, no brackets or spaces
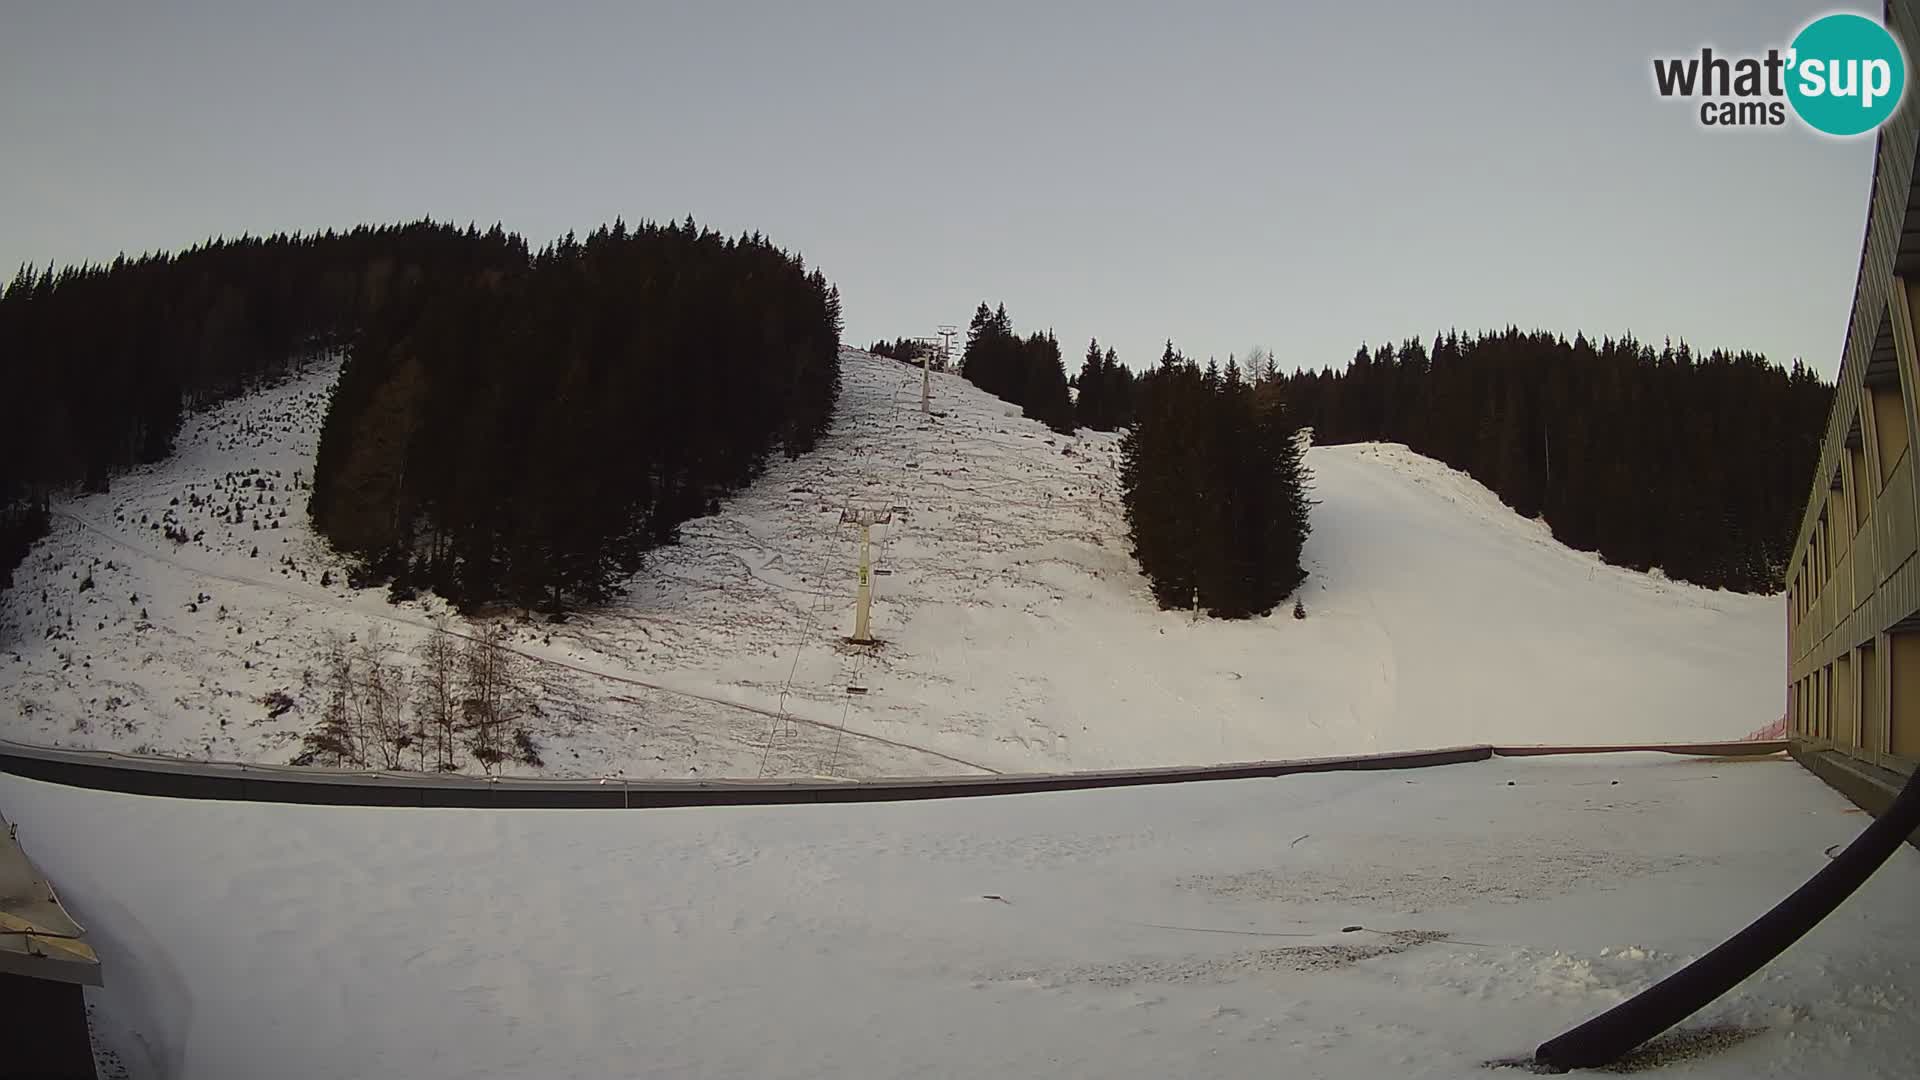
0,1,1885,376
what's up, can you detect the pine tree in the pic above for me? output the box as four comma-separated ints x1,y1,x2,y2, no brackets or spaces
1076,338,1106,430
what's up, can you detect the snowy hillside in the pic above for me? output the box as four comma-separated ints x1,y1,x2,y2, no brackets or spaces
0,349,1783,778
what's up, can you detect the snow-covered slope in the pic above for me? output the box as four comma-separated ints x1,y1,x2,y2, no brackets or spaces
9,754,1915,1079
0,349,1783,777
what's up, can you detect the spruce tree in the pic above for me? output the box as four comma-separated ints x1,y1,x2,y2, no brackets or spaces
1121,344,1312,619
1077,338,1106,430
1104,347,1135,428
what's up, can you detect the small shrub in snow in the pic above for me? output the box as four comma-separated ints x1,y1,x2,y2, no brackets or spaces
512,728,544,768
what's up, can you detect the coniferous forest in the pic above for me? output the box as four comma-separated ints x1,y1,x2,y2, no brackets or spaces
959,303,1075,434
1277,330,1831,593
1122,345,1313,618
868,337,946,369
1074,338,1137,432
0,218,842,611
0,222,521,592
881,327,1135,432
310,219,842,612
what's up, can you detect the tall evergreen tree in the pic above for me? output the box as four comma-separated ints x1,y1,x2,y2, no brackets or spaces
1103,347,1136,429
1121,345,1312,618
960,304,1075,433
1076,338,1106,430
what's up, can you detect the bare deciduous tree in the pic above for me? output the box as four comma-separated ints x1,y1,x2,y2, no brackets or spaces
297,618,538,775
300,631,360,767
1245,346,1276,384
412,616,462,772
356,630,409,769
460,622,526,774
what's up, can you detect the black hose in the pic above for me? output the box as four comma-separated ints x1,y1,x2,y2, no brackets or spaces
1534,764,1920,1071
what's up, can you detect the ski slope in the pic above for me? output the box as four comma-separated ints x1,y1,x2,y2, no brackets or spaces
0,349,1784,778
10,752,1916,1079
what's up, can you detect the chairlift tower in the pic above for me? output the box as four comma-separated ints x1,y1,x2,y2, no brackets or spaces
914,335,940,414
840,507,893,643
938,324,958,373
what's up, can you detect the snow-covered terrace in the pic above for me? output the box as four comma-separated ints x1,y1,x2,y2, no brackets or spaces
8,750,1917,1079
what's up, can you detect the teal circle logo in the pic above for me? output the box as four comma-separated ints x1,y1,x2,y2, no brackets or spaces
1787,13,1906,136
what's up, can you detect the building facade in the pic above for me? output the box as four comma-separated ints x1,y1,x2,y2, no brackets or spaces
1787,0,1920,783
